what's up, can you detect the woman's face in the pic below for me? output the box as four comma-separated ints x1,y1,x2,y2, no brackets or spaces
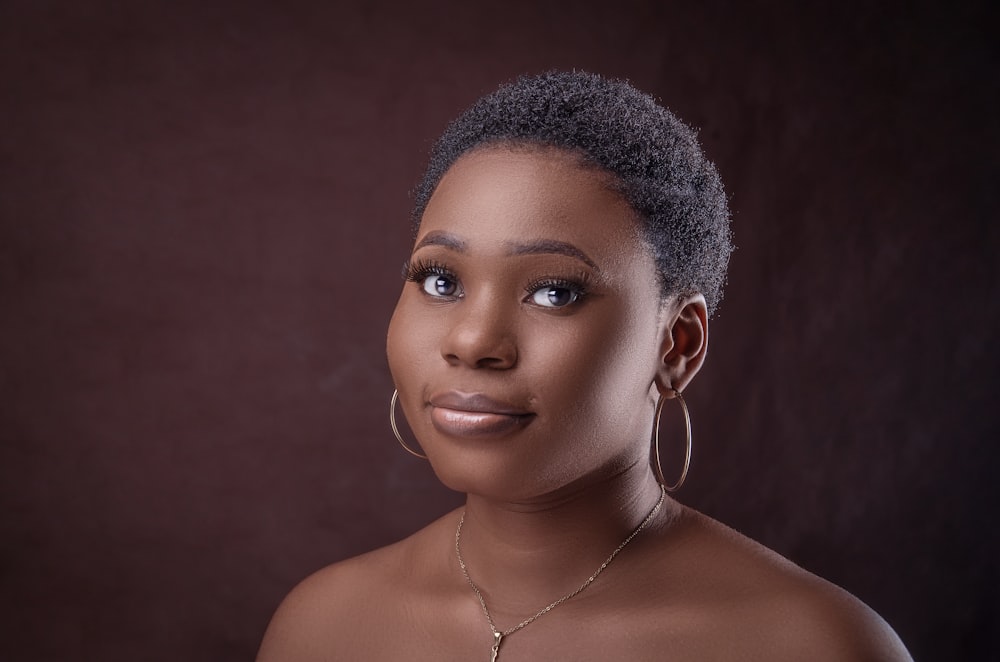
387,146,669,501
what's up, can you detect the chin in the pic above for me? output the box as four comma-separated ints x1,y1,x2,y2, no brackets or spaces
426,451,561,502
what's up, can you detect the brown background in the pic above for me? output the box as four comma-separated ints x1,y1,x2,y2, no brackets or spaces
1,1,996,660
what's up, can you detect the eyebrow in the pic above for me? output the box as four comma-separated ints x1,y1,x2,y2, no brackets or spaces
413,231,466,252
506,239,600,271
413,231,600,271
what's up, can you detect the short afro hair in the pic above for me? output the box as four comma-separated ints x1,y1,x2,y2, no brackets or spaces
412,70,734,316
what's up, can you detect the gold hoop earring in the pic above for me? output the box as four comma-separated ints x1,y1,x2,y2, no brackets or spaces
651,388,692,492
390,389,428,459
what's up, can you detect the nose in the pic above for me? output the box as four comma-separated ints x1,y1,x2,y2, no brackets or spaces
441,294,517,369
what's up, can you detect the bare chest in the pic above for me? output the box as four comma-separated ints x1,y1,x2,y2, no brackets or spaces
329,598,770,662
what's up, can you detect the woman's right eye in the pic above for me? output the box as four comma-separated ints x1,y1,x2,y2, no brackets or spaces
421,274,460,297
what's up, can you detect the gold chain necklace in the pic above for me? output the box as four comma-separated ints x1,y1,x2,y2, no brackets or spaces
455,485,666,661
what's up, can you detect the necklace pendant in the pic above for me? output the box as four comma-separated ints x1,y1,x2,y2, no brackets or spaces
490,632,503,662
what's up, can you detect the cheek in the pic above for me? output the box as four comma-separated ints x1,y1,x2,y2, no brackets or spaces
513,315,656,486
386,293,433,386
574,312,660,447
531,307,658,414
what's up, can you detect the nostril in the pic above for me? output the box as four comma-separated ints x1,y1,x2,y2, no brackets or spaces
474,351,517,370
440,324,517,369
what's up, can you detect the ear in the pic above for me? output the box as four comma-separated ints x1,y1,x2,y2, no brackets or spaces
654,295,709,395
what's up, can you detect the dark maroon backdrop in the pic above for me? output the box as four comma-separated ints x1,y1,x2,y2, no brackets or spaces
1,1,996,660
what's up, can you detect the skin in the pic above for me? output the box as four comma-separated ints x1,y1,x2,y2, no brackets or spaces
257,147,912,661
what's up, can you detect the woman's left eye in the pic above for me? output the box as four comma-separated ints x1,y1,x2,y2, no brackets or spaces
529,285,580,308
421,273,460,297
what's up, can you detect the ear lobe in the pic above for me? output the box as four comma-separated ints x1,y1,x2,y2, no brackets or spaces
656,296,708,395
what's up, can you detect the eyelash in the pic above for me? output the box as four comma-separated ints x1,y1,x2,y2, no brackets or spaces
523,276,590,302
402,259,591,306
403,258,456,285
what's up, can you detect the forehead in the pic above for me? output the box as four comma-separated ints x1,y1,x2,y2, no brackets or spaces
418,146,649,265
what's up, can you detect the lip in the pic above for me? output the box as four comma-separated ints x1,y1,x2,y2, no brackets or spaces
428,391,534,437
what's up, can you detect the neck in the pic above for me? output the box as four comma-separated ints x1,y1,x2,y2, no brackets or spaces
455,462,673,620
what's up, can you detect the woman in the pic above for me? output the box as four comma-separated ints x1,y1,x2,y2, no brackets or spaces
258,71,911,661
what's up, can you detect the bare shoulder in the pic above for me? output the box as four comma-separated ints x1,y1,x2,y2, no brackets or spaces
256,509,460,662
660,507,913,661
255,546,398,661
771,580,914,662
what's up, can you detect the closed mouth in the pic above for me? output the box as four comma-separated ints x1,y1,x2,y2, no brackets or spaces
428,391,532,416
427,391,534,437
